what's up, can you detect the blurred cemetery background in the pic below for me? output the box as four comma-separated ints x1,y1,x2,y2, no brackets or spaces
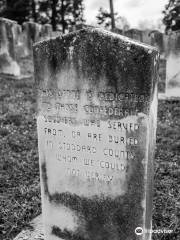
0,0,179,239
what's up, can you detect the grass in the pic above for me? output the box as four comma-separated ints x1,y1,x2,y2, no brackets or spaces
0,59,41,240
153,99,180,240
0,58,180,240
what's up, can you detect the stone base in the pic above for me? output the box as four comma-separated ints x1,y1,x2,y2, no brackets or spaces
0,54,21,76
158,86,180,100
158,93,180,100
166,88,180,98
14,215,44,240
0,73,32,81
158,93,167,100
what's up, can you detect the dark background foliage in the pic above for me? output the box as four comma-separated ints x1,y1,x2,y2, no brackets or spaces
0,0,85,32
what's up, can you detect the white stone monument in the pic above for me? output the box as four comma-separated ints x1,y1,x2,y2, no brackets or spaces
34,28,159,240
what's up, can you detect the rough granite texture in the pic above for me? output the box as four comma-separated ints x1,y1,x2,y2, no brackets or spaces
33,28,159,240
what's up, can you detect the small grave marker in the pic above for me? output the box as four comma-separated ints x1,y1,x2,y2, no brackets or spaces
0,18,20,76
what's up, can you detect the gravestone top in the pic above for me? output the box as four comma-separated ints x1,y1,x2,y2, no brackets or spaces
34,27,158,91
0,17,20,76
125,28,142,33
34,28,159,240
22,21,42,55
0,17,17,24
40,24,53,40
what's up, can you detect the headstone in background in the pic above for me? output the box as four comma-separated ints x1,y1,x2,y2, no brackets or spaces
14,24,22,45
75,23,89,31
69,24,84,32
22,22,42,56
50,31,61,38
112,27,123,35
165,31,180,97
69,24,95,32
14,24,26,59
124,28,143,42
158,57,167,93
40,24,53,40
149,30,165,55
141,30,151,45
34,28,159,240
0,17,20,76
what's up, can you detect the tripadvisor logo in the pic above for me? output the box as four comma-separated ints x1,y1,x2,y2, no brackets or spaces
135,227,143,235
135,227,173,235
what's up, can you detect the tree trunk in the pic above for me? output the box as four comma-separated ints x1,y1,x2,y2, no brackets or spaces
72,0,77,28
32,0,37,22
109,0,115,30
51,0,58,31
61,0,65,33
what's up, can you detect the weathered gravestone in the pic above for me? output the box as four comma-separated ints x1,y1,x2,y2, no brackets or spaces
34,28,159,240
124,29,143,42
51,31,62,38
14,23,22,46
165,31,180,97
14,24,26,59
158,57,167,93
142,30,151,46
0,18,20,76
22,22,42,56
149,30,165,55
113,27,123,35
69,24,95,33
40,24,53,40
143,30,166,94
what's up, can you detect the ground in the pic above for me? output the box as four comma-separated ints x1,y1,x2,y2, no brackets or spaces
0,57,179,240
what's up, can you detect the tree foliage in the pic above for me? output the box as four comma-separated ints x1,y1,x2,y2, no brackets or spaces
0,0,32,24
0,0,85,32
96,7,112,29
96,7,130,31
163,0,180,33
33,0,85,32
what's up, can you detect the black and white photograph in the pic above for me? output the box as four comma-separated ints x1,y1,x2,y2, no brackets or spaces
0,0,180,240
